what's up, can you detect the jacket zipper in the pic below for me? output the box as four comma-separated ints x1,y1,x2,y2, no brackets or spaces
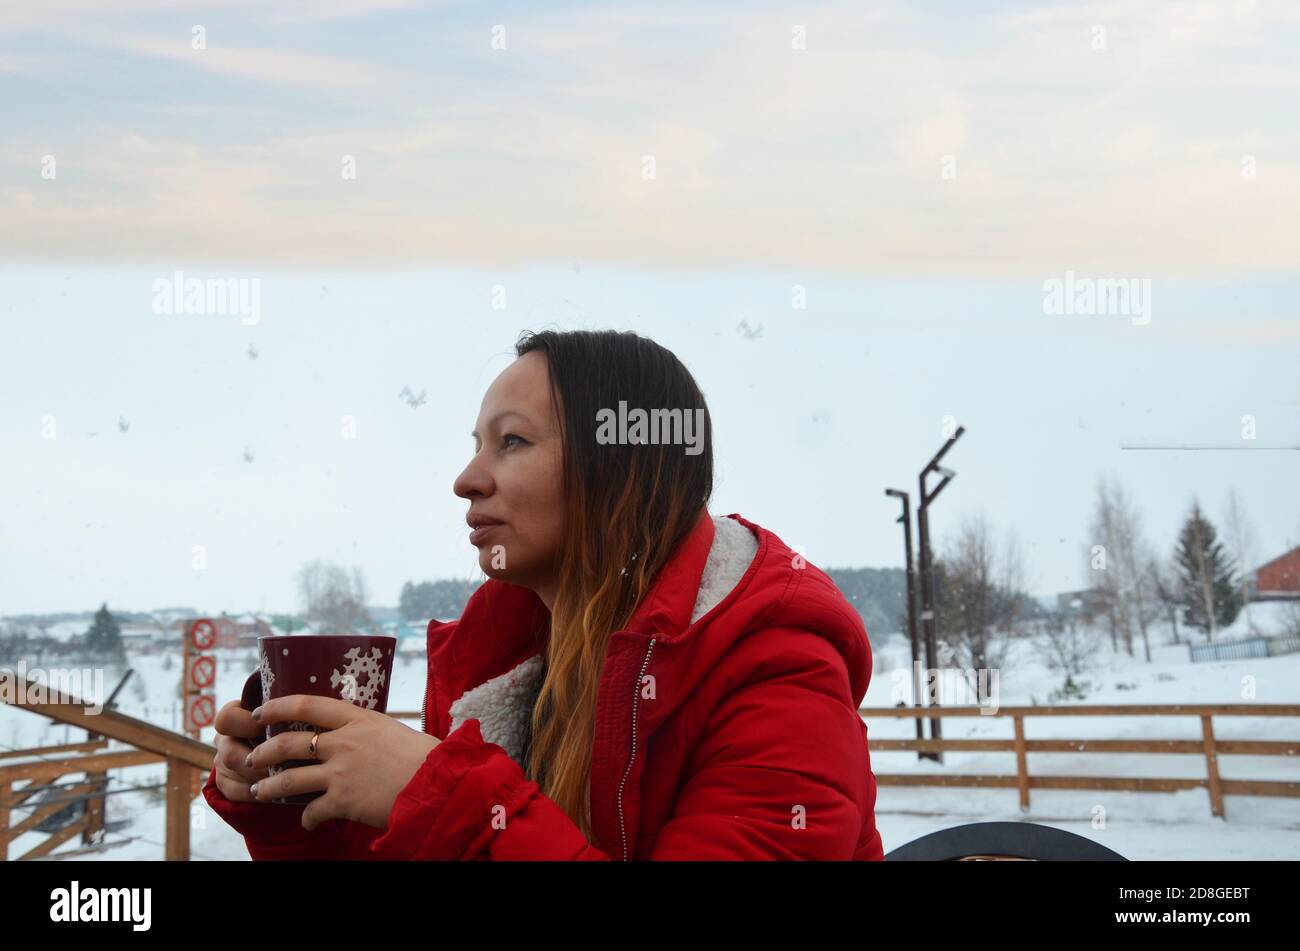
420,669,431,734
616,637,656,861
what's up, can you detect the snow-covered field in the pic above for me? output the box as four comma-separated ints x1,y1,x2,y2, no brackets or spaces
2,602,1297,860
866,603,1300,860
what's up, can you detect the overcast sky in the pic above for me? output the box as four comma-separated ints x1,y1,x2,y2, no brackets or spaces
2,1,1297,616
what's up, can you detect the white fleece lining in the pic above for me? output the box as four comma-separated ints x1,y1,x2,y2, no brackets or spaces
446,516,759,765
690,515,760,626
447,653,545,764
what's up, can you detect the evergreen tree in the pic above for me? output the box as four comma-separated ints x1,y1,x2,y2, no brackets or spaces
823,567,909,636
83,602,124,658
398,578,481,621
1174,501,1242,640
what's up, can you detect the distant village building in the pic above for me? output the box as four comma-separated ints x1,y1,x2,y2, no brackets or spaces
231,614,273,647
119,623,169,652
1250,546,1300,600
1056,588,1114,618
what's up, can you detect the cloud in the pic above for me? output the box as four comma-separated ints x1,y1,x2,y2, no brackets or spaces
4,0,1300,275
0,0,444,32
66,30,416,89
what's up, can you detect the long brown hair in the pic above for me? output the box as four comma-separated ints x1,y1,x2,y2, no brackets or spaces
516,329,714,842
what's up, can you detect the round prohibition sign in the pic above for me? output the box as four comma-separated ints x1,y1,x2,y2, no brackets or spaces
190,655,216,689
189,694,216,729
191,619,217,651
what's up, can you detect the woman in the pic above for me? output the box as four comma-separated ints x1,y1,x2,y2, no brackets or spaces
204,329,885,860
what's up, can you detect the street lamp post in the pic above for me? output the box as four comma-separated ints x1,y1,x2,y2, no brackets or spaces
916,427,965,766
884,488,929,761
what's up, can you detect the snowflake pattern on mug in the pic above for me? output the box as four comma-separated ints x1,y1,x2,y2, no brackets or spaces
330,645,386,709
258,649,275,703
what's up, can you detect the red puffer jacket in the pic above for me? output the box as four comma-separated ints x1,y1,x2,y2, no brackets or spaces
203,511,885,860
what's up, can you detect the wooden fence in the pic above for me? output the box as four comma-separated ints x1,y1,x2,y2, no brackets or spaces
859,703,1300,819
1189,635,1300,663
2,678,215,860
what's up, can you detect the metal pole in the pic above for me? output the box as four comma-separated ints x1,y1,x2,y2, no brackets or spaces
917,426,966,766
916,492,942,763
885,489,926,760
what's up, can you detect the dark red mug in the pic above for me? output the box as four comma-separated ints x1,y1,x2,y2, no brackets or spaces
239,634,397,804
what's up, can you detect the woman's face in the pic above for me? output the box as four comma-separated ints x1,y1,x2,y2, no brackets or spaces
454,350,566,600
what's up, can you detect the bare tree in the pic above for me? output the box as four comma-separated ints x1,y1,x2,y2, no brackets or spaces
1086,475,1156,661
295,560,375,633
934,513,1027,677
1086,477,1125,654
1146,556,1183,646
1078,544,1117,654
1034,608,1101,690
1279,599,1300,639
1129,538,1160,663
998,530,1029,636
1220,488,1259,634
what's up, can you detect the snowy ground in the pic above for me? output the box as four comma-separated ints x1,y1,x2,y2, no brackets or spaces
866,603,1300,860
2,602,1298,859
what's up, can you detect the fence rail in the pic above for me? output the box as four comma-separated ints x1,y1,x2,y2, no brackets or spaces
859,703,1300,818
1189,635,1300,663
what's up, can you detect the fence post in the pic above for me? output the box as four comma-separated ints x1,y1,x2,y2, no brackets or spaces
1200,715,1226,819
0,780,10,861
165,758,191,861
1013,715,1030,811
82,771,106,847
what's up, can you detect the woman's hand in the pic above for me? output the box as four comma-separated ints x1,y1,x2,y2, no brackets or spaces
212,699,270,803
245,695,441,832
